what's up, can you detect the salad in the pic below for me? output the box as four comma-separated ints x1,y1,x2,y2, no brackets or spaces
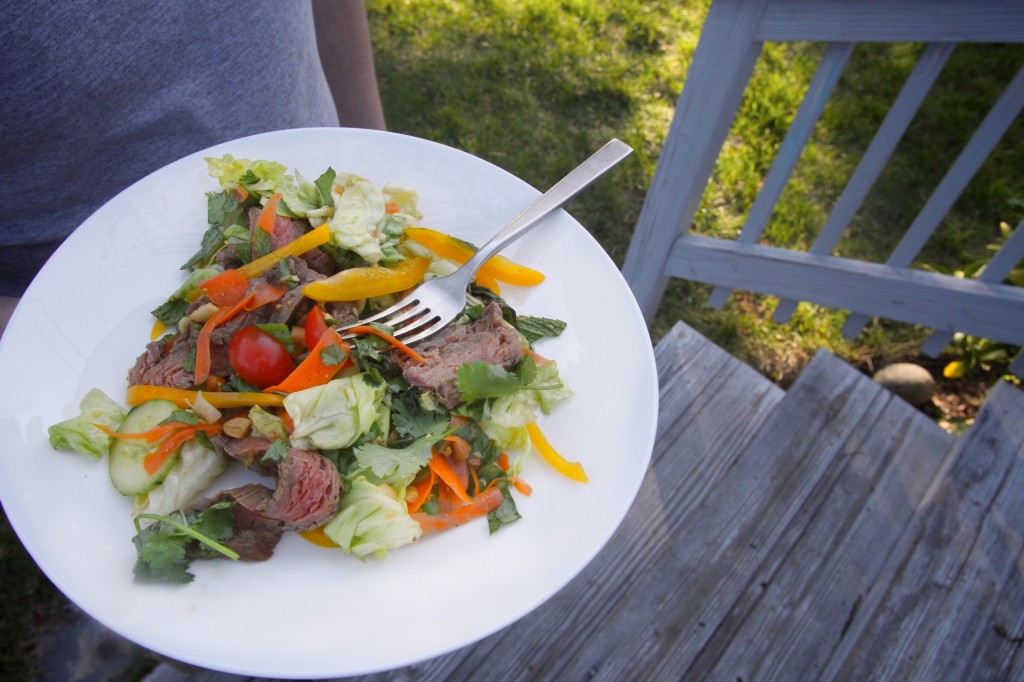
47,155,586,584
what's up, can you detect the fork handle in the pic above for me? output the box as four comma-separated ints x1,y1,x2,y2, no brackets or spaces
461,139,633,277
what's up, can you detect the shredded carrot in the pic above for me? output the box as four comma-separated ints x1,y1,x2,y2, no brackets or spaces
412,487,505,534
275,406,295,434
233,185,250,201
245,280,286,309
143,423,222,475
347,325,426,364
263,327,350,394
384,202,400,214
497,452,510,471
406,468,436,514
91,421,182,443
199,269,249,307
470,466,481,496
428,450,472,505
257,192,282,234
194,292,254,386
483,475,532,497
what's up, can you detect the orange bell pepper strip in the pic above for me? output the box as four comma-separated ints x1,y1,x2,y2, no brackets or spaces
263,327,351,394
404,226,545,286
256,193,283,234
412,487,505,534
198,269,250,307
126,385,285,408
526,422,588,483
299,526,340,548
301,256,429,302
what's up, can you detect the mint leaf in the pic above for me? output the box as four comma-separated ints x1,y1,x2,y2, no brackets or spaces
487,483,521,534
315,167,336,206
319,344,347,367
518,316,567,344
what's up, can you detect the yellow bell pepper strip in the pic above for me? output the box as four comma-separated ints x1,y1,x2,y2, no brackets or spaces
126,385,285,409
526,422,588,483
473,271,501,295
150,319,168,341
236,223,330,279
302,256,429,302
404,226,545,286
299,526,340,548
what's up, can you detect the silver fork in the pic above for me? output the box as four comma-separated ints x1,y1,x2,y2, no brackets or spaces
336,138,633,346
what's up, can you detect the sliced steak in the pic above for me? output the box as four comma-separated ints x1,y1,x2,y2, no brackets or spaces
261,449,343,531
127,327,196,389
400,302,523,408
212,433,273,469
185,484,285,562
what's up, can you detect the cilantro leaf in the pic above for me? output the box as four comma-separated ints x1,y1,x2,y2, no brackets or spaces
131,505,238,584
391,391,449,441
319,344,348,367
354,434,438,481
455,356,537,403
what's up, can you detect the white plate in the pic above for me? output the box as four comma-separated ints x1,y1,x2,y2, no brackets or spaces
0,128,657,678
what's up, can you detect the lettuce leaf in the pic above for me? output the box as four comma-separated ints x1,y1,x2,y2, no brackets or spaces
328,173,387,263
47,389,127,459
323,476,422,561
284,375,385,450
132,439,228,519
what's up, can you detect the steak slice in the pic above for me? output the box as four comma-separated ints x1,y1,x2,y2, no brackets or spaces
261,449,343,531
185,484,285,562
127,327,196,389
400,302,523,408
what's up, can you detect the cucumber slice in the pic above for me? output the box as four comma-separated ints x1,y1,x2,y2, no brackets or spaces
109,399,184,496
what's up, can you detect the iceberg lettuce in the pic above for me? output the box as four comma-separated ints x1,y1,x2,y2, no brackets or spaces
328,173,387,263
480,360,572,450
132,439,227,520
205,155,288,196
284,374,385,450
47,389,127,459
323,476,422,560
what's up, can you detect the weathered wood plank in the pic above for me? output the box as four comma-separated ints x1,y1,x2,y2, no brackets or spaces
622,0,767,321
571,350,886,680
325,322,783,682
666,235,1024,348
690,383,954,679
758,0,1024,43
828,381,1024,680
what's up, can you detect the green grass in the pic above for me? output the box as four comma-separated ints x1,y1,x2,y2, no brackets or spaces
367,0,1024,384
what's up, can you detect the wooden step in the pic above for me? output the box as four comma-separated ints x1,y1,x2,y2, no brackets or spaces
827,379,1024,680
585,339,955,680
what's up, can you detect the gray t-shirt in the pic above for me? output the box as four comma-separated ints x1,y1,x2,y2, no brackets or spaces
0,0,340,295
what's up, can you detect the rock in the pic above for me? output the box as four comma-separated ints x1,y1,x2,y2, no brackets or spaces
873,362,936,406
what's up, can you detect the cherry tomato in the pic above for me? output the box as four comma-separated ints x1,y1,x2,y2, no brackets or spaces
228,326,295,388
305,306,329,351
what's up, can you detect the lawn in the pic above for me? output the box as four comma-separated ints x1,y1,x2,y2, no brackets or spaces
366,0,1024,395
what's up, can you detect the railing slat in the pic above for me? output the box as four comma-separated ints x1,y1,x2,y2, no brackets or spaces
668,235,1024,347
842,62,1024,339
708,42,855,309
758,0,1024,43
921,218,1024,356
774,43,954,323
